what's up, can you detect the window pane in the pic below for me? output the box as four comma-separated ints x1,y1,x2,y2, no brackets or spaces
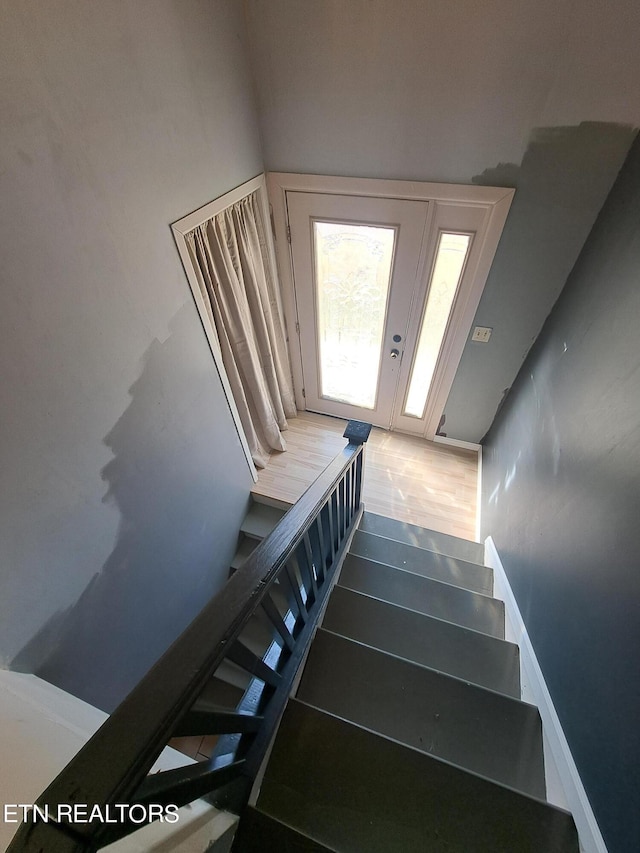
314,220,395,408
403,232,471,418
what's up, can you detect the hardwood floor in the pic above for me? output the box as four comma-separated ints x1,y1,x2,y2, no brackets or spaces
252,412,478,541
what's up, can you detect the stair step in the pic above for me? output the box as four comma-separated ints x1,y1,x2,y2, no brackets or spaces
238,608,282,659
350,530,492,595
359,511,484,564
232,806,335,852
211,660,252,694
339,554,505,638
230,535,258,571
197,668,244,709
298,629,544,797
322,586,520,698
257,700,579,853
249,492,293,512
240,502,287,541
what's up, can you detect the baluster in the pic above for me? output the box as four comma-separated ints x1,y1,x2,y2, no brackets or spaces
302,532,319,592
295,540,318,605
354,447,363,510
261,593,296,652
338,476,346,539
283,559,309,621
173,710,263,738
344,474,349,535
351,457,358,515
226,641,282,688
343,467,350,530
315,513,328,580
332,485,341,549
327,491,337,560
308,516,324,585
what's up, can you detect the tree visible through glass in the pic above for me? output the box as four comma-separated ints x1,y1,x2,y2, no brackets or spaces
314,221,395,408
403,232,471,418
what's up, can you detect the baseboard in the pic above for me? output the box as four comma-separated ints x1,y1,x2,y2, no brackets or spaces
484,537,608,853
475,445,482,543
433,435,482,452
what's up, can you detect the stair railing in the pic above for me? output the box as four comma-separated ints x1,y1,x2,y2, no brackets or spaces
7,421,370,853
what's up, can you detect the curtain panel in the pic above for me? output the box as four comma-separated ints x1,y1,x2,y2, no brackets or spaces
185,191,296,468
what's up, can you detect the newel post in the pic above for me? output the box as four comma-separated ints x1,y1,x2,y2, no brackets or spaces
343,420,372,515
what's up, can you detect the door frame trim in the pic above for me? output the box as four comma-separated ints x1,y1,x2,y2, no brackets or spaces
267,172,514,439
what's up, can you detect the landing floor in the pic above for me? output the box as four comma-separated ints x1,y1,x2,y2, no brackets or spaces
252,412,478,541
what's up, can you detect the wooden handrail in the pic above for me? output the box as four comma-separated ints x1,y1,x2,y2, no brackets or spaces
8,424,370,852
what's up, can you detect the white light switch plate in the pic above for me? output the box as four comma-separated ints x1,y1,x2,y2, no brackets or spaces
472,326,492,343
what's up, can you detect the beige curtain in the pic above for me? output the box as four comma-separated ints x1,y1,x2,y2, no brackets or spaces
185,191,296,468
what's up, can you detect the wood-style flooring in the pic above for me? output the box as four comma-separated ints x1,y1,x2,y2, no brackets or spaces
252,411,478,541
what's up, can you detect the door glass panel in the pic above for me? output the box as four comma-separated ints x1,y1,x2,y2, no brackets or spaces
314,220,395,408
403,232,471,418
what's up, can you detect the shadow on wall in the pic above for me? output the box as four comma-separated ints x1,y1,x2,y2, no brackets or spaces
12,305,251,712
442,121,637,443
471,121,638,356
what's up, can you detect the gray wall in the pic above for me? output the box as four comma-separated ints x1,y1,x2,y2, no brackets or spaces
0,0,262,711
244,0,640,440
481,138,640,853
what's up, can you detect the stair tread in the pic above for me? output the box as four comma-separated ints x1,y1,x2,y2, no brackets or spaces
360,511,484,563
240,502,287,541
339,554,505,638
258,700,579,853
322,586,520,698
351,529,492,595
298,629,544,797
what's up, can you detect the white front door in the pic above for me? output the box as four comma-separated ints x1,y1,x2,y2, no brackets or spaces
287,192,430,428
270,175,514,439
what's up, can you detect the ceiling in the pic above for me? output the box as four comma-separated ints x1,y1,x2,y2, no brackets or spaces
243,0,640,440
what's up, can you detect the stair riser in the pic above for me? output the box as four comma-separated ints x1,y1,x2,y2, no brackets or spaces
351,530,493,595
198,677,245,710
232,807,333,852
359,512,484,564
322,586,521,698
240,502,287,541
298,629,545,798
340,555,505,638
212,661,252,693
257,701,579,853
230,534,258,571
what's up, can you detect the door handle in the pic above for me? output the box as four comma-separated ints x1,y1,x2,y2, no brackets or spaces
390,348,400,359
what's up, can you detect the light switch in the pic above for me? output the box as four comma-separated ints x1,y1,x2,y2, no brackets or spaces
472,326,492,343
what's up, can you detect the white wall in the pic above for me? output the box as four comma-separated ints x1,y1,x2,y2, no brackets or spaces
0,0,263,710
244,0,640,439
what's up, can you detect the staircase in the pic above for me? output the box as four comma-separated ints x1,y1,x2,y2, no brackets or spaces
230,504,580,852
